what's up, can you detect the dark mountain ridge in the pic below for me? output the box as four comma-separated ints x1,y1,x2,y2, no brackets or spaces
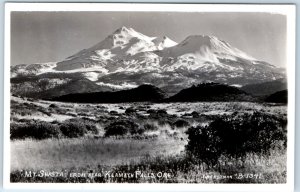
51,84,166,103
11,72,113,99
164,82,255,102
241,78,287,96
52,83,256,103
264,90,288,104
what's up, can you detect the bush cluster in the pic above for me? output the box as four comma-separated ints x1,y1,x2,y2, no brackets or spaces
149,109,169,119
60,122,86,138
185,111,287,166
67,118,99,135
10,118,99,140
143,123,159,131
173,119,190,128
11,121,61,140
104,119,144,137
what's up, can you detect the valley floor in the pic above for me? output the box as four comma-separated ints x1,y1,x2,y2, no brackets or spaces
9,96,287,183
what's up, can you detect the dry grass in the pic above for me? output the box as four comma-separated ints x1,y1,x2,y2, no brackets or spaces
10,139,286,183
11,136,186,171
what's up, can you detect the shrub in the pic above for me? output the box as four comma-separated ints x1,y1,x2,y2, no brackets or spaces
37,108,52,116
191,111,200,118
149,109,169,119
60,121,87,138
173,119,190,128
185,111,287,166
143,123,159,131
49,104,58,108
67,118,99,135
147,109,156,114
109,111,119,115
157,119,172,126
17,118,34,123
51,120,60,125
10,121,61,140
104,124,129,136
85,123,99,134
136,127,145,135
66,112,77,117
157,109,167,115
136,105,148,111
125,107,136,114
104,119,143,137
185,126,221,166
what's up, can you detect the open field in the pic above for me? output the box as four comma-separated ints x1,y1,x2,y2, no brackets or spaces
10,96,287,183
11,141,286,183
11,137,186,171
10,96,286,123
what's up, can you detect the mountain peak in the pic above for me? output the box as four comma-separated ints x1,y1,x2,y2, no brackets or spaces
153,36,177,50
13,27,286,98
121,26,129,30
114,26,130,34
110,26,156,44
180,35,220,48
173,34,255,61
50,27,282,88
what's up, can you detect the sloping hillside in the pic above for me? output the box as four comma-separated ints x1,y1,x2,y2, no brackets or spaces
265,90,288,104
52,84,166,103
241,78,287,96
165,83,254,102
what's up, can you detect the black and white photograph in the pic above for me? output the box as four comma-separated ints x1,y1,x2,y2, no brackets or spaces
3,3,295,190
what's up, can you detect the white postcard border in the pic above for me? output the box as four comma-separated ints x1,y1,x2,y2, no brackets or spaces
3,3,296,191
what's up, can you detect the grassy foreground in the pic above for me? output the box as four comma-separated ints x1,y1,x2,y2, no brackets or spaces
10,136,286,183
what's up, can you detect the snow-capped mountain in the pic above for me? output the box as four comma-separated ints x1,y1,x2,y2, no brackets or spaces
55,26,158,72
11,26,285,97
153,36,178,50
156,34,279,76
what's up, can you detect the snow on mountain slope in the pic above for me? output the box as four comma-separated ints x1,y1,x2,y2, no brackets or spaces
13,27,271,76
114,52,161,73
11,26,285,96
153,36,178,50
160,35,255,63
11,62,57,77
55,29,264,75
158,35,270,72
55,26,158,71
83,72,101,81
96,82,138,90
11,62,109,80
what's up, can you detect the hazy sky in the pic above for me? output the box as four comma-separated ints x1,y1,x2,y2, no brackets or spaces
11,11,286,67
